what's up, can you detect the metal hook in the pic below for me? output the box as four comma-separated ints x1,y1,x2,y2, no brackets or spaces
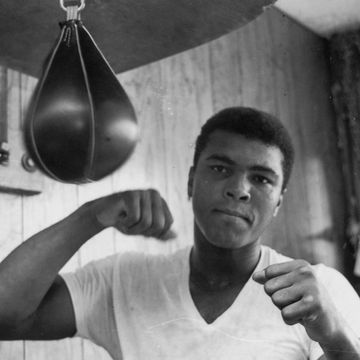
59,0,86,12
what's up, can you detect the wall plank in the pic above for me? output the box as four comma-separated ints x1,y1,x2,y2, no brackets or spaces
158,45,214,251
78,178,115,360
113,63,169,254
0,193,24,359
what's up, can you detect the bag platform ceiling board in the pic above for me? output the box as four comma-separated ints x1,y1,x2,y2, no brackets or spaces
0,0,274,77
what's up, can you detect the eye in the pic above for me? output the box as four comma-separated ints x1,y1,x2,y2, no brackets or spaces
253,175,272,185
210,165,228,174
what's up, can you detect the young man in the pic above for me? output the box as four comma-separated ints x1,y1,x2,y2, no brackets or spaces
0,107,359,359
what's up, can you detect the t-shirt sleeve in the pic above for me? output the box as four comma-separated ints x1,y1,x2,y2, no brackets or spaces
61,254,121,357
309,265,360,360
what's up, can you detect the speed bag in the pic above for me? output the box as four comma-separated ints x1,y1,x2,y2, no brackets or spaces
24,19,138,183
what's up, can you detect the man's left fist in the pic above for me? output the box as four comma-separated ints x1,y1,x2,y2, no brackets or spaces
253,259,343,344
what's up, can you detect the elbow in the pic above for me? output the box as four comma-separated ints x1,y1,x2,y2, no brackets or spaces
0,311,33,339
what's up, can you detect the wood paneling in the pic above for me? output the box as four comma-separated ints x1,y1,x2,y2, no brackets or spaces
158,45,213,251
113,63,170,254
0,193,24,359
0,8,344,360
78,179,115,360
0,67,44,195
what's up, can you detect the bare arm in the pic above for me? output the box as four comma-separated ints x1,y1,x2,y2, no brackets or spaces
0,204,101,339
318,325,360,360
0,189,173,340
0,276,76,340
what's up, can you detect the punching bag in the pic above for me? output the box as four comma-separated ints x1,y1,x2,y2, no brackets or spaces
24,3,138,184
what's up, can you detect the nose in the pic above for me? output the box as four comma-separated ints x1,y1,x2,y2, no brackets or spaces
224,174,251,202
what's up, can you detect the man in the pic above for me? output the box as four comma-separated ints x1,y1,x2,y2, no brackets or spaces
0,107,359,359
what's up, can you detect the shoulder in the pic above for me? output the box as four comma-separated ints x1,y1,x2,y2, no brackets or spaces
260,245,294,265
61,253,122,296
90,246,191,292
110,246,190,303
116,246,191,276
64,245,190,281
312,263,357,294
314,264,360,335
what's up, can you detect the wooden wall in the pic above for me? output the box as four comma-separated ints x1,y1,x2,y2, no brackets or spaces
0,8,345,360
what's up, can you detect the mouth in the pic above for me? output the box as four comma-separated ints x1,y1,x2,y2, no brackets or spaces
214,208,252,224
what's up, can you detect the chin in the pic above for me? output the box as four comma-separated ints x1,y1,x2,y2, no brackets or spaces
206,230,252,250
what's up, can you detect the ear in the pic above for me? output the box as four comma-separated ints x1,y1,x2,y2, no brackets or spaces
273,191,285,217
187,166,195,199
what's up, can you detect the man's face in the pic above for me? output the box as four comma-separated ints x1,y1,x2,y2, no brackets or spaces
188,130,284,249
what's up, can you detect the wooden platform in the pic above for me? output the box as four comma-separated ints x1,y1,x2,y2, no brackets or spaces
0,0,273,77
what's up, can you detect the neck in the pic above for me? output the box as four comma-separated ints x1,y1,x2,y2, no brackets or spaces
190,225,261,288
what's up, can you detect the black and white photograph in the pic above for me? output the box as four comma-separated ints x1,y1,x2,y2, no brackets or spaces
0,0,360,359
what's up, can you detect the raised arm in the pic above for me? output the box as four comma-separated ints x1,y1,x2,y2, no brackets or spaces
0,189,173,340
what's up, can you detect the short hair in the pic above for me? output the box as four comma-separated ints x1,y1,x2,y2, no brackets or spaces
193,107,295,191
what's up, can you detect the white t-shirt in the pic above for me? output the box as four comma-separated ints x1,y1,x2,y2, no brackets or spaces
62,245,360,360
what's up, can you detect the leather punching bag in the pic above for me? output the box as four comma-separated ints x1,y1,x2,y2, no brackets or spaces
24,16,138,183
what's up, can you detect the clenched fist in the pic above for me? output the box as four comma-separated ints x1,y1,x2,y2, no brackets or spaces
253,260,343,344
83,189,175,240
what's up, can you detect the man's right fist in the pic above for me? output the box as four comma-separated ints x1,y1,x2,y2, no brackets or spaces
83,190,175,240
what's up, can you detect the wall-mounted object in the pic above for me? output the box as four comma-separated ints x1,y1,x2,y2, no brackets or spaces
0,67,43,195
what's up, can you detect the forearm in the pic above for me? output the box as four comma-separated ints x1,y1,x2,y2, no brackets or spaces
0,203,103,324
320,323,360,360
